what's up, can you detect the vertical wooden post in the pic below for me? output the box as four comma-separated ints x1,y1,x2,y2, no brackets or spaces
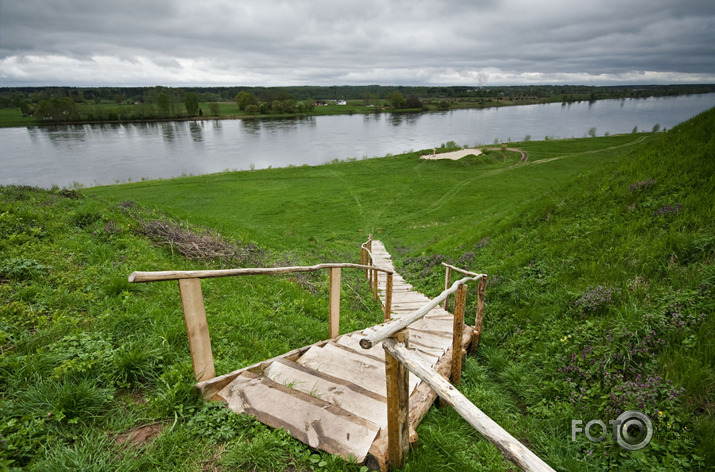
451,284,467,385
443,266,452,310
471,276,487,354
361,247,366,276
373,265,379,302
385,329,410,469
178,278,215,382
384,272,393,321
367,234,373,286
328,267,341,338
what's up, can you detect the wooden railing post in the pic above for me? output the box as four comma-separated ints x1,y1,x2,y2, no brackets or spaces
471,277,487,354
384,272,393,321
443,265,452,310
451,284,467,385
367,234,374,286
329,267,341,338
373,263,379,302
385,329,410,469
178,278,215,382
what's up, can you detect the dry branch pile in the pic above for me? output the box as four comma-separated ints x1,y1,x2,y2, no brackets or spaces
140,220,263,265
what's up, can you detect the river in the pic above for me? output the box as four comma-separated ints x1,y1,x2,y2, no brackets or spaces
2,93,714,189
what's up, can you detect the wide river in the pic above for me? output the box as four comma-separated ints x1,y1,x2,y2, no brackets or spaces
2,93,715,188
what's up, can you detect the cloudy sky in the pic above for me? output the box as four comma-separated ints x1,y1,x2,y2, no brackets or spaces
1,0,714,87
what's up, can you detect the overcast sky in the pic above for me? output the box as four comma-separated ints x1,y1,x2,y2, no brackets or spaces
1,0,714,87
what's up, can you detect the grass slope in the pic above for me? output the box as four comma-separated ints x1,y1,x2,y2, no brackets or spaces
1,108,712,470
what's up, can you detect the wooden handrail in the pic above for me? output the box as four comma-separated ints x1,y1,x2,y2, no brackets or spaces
441,262,481,277
359,275,485,349
130,260,394,382
129,262,393,283
383,338,555,472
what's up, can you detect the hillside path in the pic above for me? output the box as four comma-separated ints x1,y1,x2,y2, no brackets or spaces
209,240,471,468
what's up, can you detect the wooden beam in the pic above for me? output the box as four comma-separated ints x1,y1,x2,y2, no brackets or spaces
360,276,484,349
443,265,451,310
367,326,473,471
195,338,332,400
384,272,393,321
471,276,487,354
178,278,215,382
129,263,392,283
385,330,409,469
382,339,555,472
329,267,341,338
451,284,466,385
373,263,379,302
441,262,482,278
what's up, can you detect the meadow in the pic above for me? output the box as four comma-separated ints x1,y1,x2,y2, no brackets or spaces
1,108,713,470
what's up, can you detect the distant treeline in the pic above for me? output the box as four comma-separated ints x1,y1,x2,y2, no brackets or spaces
1,83,714,124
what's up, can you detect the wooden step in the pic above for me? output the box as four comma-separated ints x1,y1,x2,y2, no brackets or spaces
265,358,388,428
322,341,386,366
338,334,386,360
220,371,380,463
339,333,441,368
297,345,387,396
296,344,420,397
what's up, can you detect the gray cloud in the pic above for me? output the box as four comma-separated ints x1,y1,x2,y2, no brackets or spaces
1,0,713,86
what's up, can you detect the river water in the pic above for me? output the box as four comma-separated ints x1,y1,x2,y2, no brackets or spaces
2,93,714,188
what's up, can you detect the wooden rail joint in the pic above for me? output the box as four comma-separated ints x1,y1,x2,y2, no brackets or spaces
129,261,395,383
383,338,555,472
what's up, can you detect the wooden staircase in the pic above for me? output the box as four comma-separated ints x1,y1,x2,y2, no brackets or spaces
211,241,469,466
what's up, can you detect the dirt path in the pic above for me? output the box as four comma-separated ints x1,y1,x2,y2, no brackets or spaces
421,147,528,162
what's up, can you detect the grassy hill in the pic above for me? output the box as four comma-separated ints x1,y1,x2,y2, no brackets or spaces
1,108,713,470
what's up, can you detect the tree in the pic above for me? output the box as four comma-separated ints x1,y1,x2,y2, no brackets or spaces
588,127,597,138
387,90,406,109
405,94,422,109
156,93,171,117
302,99,315,112
235,91,258,111
35,97,76,122
185,92,200,116
208,102,221,116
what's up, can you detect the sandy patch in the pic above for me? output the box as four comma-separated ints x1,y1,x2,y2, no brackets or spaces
420,148,483,160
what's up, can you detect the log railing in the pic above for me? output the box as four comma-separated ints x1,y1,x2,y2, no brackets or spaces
382,337,554,472
442,262,488,352
129,262,394,383
361,234,393,320
364,262,553,471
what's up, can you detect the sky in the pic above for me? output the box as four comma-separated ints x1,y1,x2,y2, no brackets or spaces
1,0,714,87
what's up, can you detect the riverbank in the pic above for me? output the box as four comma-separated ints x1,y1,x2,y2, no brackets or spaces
3,83,714,128
0,96,567,128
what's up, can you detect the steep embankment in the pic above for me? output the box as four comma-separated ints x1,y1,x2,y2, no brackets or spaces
393,108,714,470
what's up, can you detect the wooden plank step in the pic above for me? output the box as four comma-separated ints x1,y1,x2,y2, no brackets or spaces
338,334,386,360
323,342,422,394
265,358,388,428
340,333,441,368
297,344,420,397
322,342,385,367
220,371,379,463
297,345,387,396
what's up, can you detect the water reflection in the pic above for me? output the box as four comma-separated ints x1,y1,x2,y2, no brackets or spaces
241,119,261,136
189,121,203,143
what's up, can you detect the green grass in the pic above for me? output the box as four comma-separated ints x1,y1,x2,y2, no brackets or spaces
0,108,36,127
2,108,714,470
